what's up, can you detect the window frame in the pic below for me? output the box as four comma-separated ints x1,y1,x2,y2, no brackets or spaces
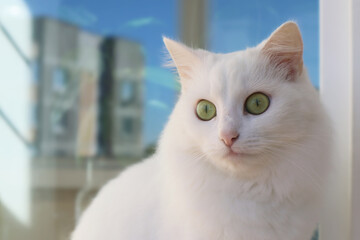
319,0,360,239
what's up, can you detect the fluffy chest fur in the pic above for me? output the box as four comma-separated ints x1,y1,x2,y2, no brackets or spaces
157,121,324,240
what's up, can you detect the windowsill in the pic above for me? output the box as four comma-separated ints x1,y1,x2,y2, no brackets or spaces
31,157,140,189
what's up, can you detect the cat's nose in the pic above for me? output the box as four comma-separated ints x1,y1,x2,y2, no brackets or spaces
220,131,239,147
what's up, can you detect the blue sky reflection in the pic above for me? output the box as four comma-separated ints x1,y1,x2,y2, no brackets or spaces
24,0,319,145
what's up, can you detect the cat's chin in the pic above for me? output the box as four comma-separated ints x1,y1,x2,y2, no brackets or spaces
204,148,268,178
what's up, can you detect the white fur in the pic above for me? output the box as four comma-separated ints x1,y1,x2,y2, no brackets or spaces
72,22,332,240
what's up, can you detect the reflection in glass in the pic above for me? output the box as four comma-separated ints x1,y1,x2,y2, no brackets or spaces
0,0,319,239
120,81,136,105
0,0,32,231
52,68,68,93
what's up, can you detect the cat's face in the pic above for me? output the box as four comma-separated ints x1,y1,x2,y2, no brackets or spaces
164,22,322,176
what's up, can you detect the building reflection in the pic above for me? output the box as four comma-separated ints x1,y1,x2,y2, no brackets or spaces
99,38,143,159
32,17,144,160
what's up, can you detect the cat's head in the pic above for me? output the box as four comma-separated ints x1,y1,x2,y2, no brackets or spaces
164,22,324,177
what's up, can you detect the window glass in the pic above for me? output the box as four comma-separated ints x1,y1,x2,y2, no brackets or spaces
120,81,136,105
52,68,68,93
209,0,319,88
0,1,319,239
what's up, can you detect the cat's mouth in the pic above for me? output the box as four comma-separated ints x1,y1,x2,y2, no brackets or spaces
225,148,249,158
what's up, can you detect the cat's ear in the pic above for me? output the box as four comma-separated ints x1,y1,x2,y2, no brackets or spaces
261,21,303,80
163,37,201,83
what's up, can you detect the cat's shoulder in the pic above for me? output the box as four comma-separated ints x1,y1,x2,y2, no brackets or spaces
97,154,160,202
72,156,161,240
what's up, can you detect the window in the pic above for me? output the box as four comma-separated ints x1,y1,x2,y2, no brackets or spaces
52,68,68,93
119,81,136,105
122,117,134,136
4,1,357,240
50,109,65,135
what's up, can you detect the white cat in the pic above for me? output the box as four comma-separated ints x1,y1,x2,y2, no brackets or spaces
72,21,332,240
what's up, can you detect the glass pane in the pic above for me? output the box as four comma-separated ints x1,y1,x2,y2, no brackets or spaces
0,1,319,239
209,0,319,88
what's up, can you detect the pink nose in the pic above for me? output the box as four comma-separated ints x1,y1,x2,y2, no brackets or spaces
220,131,239,147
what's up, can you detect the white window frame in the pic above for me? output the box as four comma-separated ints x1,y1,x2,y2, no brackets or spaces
320,0,360,239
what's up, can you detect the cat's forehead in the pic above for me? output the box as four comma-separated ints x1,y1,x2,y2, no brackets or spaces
204,49,264,102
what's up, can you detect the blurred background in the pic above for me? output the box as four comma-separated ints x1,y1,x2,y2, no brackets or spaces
0,0,319,239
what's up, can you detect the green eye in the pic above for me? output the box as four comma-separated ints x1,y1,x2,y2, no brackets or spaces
196,99,216,121
245,92,270,115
